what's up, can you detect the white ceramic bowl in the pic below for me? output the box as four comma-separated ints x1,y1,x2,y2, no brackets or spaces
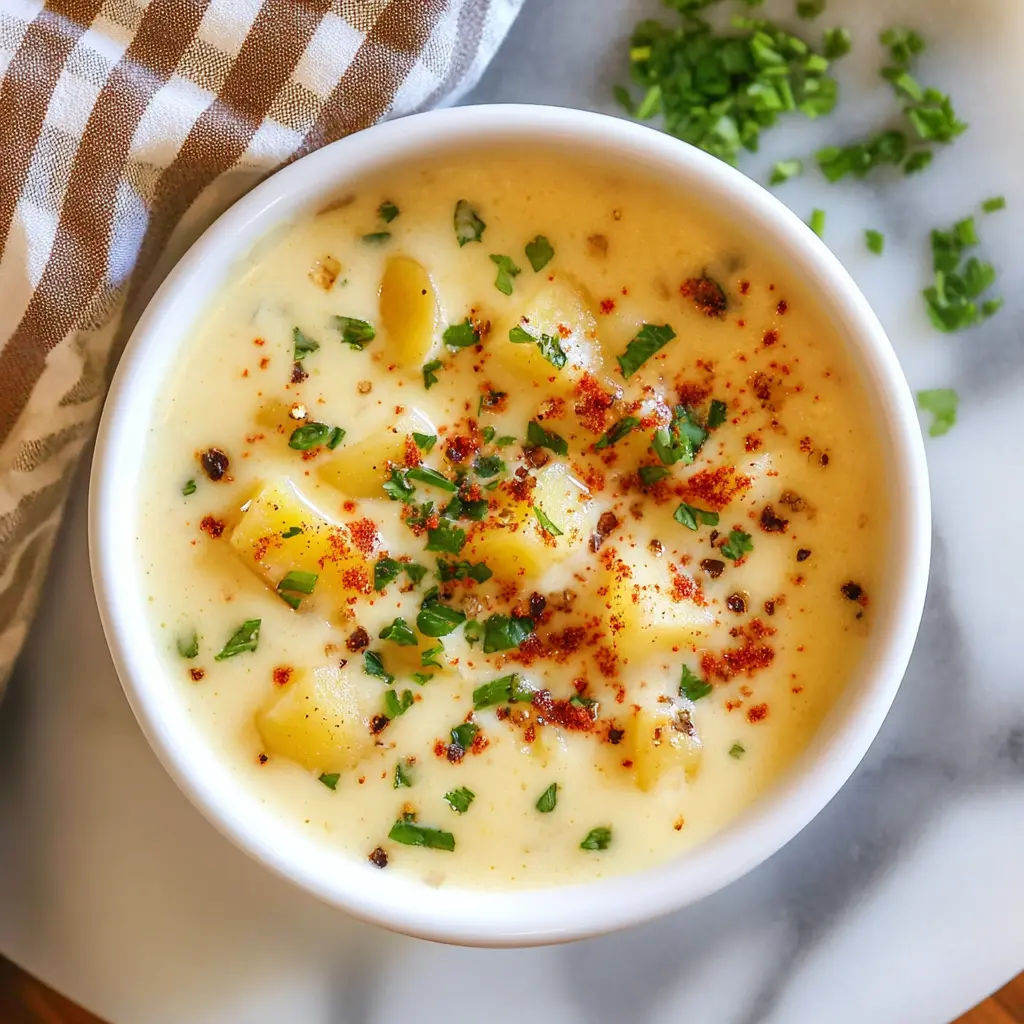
89,104,931,946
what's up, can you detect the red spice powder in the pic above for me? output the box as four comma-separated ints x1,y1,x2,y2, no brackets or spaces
747,703,769,723
272,666,293,686
600,298,616,314
533,690,595,731
762,329,778,347
259,357,270,370
341,567,370,593
739,280,750,295
745,434,763,452
199,515,225,538
677,381,711,407
403,436,422,467
445,434,480,464
680,277,727,317
574,373,616,434
349,518,378,555
678,466,751,511
189,668,205,682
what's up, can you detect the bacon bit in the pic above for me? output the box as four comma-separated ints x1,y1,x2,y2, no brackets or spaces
506,467,536,502
676,381,711,407
608,726,624,744
370,714,389,735
258,357,270,370
726,593,746,614
600,298,616,314
258,752,268,764
444,434,479,464
403,436,422,467
841,581,868,606
779,491,806,512
529,592,547,618
480,383,509,413
253,337,266,347
523,446,550,469
700,558,725,579
574,373,616,434
776,299,788,315
189,668,205,682
759,505,789,533
764,598,776,616
309,255,341,290
796,548,811,562
762,329,778,348
368,847,388,869
533,690,595,731
199,515,225,538
679,466,751,511
200,448,229,481
747,703,769,723
349,518,378,555
291,362,308,384
590,510,619,553
680,277,727,317
621,759,634,768
745,433,763,452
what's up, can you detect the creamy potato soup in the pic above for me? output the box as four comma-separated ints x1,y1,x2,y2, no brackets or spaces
138,151,885,889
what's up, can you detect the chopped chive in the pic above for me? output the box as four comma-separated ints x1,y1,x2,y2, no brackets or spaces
729,743,746,759
362,231,391,245
982,196,1006,213
917,388,958,436
181,479,197,497
214,619,261,660
379,617,417,646
533,505,564,538
177,631,199,659
444,787,475,813
770,159,803,184
808,208,826,237
388,819,455,851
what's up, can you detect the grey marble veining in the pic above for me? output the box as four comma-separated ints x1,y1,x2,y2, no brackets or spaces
2,0,1023,1021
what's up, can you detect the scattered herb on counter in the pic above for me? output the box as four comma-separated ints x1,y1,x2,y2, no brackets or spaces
822,26,852,59
215,619,261,660
525,234,555,271
407,466,457,492
444,787,475,813
416,592,467,638
181,479,197,497
378,200,400,223
796,0,825,19
526,420,568,456
383,467,416,503
423,359,443,389
333,316,376,350
721,529,754,561
594,416,640,450
880,26,924,65
982,196,1006,213
490,253,521,295
318,772,340,790
729,743,746,759
362,231,391,245
293,326,319,361
454,199,486,246
389,819,455,851
808,208,826,237
374,557,402,591
363,649,394,685
177,631,199,659
580,826,612,851
380,617,418,646
917,388,958,437
680,664,713,702
674,502,719,531
865,229,885,255
394,761,413,788
482,613,534,654
533,505,564,538
383,688,414,719
536,783,558,813
617,323,676,379
443,317,480,350
413,432,437,453
923,216,1001,331
770,159,803,185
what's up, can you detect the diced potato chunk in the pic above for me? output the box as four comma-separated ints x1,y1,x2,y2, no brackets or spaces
256,665,377,773
379,255,437,366
624,707,702,791
466,461,594,579
318,410,433,499
602,554,716,662
492,273,603,388
229,478,370,593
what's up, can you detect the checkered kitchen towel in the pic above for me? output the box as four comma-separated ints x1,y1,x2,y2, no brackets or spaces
0,0,521,690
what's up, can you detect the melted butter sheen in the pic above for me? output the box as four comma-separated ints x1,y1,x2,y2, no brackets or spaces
137,152,886,889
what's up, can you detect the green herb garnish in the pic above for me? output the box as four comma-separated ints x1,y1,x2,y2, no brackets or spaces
333,316,376,349
533,505,564,538
379,617,417,646
917,388,958,437
707,398,728,428
277,570,317,608
288,422,334,450
444,787,475,813
638,465,670,486
215,619,261,660
293,326,319,361
425,519,467,555
525,234,555,271
423,359,443,389
281,526,302,539
770,159,803,184
454,199,486,246
407,466,456,492
363,649,393,685
181,479,197,497
421,643,444,668
594,416,640,450
404,562,428,585
796,0,825,19
721,529,754,561
388,819,455,851
472,673,533,709
673,502,719,530
413,432,437,453
616,323,676,379
923,216,1001,332
536,783,558,813
443,317,479,350
394,761,413,788
490,254,521,295
509,324,567,369
383,688,414,719
318,772,340,790
383,467,415,503
177,631,199,659
482,613,534,654
526,420,568,456
473,454,505,479
450,722,478,751
809,208,826,237
865,229,885,255
729,743,746,759
982,196,1006,213
378,200,399,223
416,593,467,638
680,664,713,701
437,559,492,584
822,26,852,59
580,826,612,851
374,557,402,591
653,405,709,467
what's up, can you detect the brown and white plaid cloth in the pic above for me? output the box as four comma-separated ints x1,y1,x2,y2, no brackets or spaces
0,0,522,692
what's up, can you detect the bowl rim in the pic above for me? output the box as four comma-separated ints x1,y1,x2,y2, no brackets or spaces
89,102,931,946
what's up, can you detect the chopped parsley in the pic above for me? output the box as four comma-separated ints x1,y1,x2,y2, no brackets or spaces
444,787,475,813
490,253,521,295
411,672,434,685
333,316,376,349
413,432,437,453
177,631,199,659
394,761,413,788
383,467,415,503
808,208,826,238
680,664,713,702
363,649,394,685
423,359,443,389
673,502,719,530
594,416,640,450
729,743,746,759
616,323,676,379
638,465,670,487
982,196,1006,213
388,819,455,851
721,529,754,561
478,389,507,416
326,426,345,449
379,617,417,646
880,26,924,65
374,557,402,591
288,422,339,450
653,405,709,466
536,783,558,813
509,324,567,369
454,199,486,246
865,229,885,255
425,519,467,555
362,231,391,245
215,619,261,660
450,721,479,751
474,454,505,478
416,592,467,638
437,559,492,584
923,216,1001,332
318,772,340,790
495,435,517,447
383,688,414,719
407,466,456,492
823,26,852,60
482,613,534,654
796,0,825,19
181,478,197,497
463,620,483,646
403,562,428,585
917,388,958,437
281,526,302,539
421,643,444,668
292,326,319,361
526,420,568,456
443,317,480,350
770,159,803,185
533,505,564,538
472,673,533,709
378,200,400,223
525,234,555,271
580,826,612,851
277,570,318,609
707,398,728,429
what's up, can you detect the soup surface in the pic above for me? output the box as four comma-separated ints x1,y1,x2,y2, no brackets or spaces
137,150,885,889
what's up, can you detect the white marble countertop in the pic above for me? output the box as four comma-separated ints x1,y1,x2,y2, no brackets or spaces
2,1,1023,1021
